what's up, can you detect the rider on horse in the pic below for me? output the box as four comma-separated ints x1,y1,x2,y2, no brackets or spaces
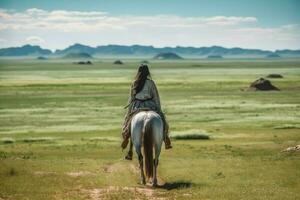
121,64,172,159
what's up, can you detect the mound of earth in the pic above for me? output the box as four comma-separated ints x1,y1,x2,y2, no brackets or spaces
37,56,47,60
153,52,183,60
114,60,123,64
74,61,92,65
63,52,92,59
141,60,149,64
249,78,279,91
266,53,280,58
266,74,283,78
207,55,223,59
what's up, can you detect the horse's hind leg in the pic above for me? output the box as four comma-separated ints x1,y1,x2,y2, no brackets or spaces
152,133,162,187
152,145,161,187
136,147,146,185
152,158,158,187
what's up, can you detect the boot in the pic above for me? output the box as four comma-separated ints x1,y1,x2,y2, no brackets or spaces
164,136,172,149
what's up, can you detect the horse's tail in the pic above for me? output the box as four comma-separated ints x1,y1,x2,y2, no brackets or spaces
143,119,153,179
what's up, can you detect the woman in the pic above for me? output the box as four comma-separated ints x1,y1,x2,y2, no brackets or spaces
121,64,172,159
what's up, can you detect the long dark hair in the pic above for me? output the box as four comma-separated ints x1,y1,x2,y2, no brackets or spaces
131,64,151,96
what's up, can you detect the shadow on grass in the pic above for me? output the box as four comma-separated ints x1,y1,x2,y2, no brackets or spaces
172,134,210,140
158,181,193,190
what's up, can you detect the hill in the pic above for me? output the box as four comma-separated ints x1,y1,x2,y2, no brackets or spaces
153,52,183,60
275,49,300,57
55,43,95,55
0,45,52,56
62,53,92,59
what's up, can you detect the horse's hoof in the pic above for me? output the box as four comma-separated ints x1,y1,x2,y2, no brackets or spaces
152,180,158,187
141,180,146,185
152,182,158,187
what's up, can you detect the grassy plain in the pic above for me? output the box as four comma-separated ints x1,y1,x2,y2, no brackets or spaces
0,58,300,200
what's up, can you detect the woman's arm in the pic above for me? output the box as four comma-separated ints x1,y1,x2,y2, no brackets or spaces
128,84,133,104
151,80,162,111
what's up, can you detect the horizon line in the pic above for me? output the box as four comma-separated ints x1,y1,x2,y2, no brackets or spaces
1,43,300,52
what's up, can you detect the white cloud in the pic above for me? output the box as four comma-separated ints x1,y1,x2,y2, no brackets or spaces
202,16,257,25
0,8,299,50
0,8,257,32
25,36,45,44
25,8,47,15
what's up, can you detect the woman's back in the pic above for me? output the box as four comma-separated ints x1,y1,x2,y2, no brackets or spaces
135,79,153,100
133,79,161,111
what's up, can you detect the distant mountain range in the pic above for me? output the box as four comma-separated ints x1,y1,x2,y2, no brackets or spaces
0,45,52,56
0,44,300,58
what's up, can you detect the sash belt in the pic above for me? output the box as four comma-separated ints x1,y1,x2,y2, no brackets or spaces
124,97,153,109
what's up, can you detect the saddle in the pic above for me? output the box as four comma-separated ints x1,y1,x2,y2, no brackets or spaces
128,108,158,124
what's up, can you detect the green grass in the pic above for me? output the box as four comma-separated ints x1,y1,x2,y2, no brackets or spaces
0,58,300,199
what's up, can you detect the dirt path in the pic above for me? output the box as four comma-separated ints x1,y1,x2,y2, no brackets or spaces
84,161,168,199
83,185,168,200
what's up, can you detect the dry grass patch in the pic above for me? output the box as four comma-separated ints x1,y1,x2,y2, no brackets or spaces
66,171,95,177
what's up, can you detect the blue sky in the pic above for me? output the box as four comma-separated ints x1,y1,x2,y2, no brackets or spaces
0,0,299,50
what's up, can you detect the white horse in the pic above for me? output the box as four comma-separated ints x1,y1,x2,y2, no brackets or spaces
131,110,164,186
